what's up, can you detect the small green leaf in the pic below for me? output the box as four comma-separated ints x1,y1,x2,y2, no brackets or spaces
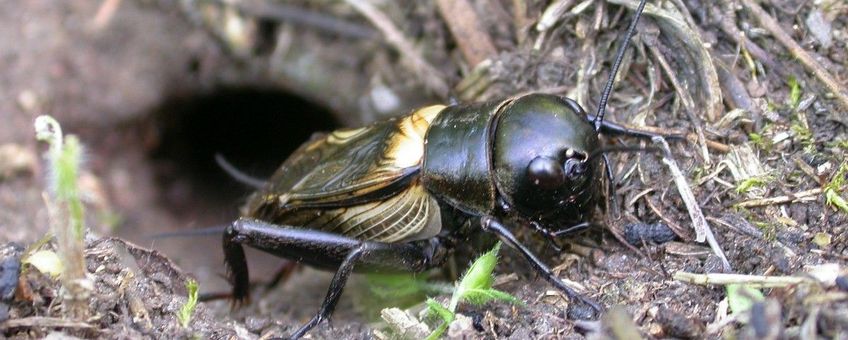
424,298,454,340
56,136,85,238
735,176,771,194
727,284,764,315
425,321,449,340
457,242,500,291
788,76,802,108
825,162,848,214
425,298,454,323
832,139,848,151
420,243,523,340
178,279,199,328
462,288,522,306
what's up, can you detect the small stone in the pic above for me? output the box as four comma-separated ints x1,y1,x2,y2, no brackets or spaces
0,144,36,180
244,316,271,334
805,9,832,48
567,301,597,320
835,276,848,291
447,313,475,338
703,254,729,274
656,306,704,338
0,244,22,302
812,232,831,248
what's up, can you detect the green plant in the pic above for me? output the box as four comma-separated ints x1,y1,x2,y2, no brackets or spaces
747,132,773,152
735,175,773,194
788,76,802,109
424,242,521,339
752,221,777,241
35,116,85,238
726,284,764,315
824,162,848,214
789,119,815,153
178,279,199,328
34,115,90,319
359,273,451,319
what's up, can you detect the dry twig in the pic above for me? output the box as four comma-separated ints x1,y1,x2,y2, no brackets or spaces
436,0,497,67
91,0,122,29
0,316,95,331
674,271,812,287
711,0,780,73
645,24,712,165
536,0,576,32
654,137,732,272
345,0,449,97
735,188,822,208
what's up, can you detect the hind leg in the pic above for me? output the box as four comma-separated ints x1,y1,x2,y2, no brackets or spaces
223,218,446,339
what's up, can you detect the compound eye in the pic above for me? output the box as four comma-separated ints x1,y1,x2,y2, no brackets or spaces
527,156,565,190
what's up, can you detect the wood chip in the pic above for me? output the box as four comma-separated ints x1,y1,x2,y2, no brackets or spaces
664,241,712,258
436,0,497,67
0,316,95,330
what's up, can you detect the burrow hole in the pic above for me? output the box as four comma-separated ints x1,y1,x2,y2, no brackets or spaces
147,86,339,217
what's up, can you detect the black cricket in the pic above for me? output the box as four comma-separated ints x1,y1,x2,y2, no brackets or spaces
223,0,657,338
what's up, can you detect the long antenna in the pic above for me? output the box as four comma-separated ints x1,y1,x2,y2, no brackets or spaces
592,0,649,132
215,153,266,189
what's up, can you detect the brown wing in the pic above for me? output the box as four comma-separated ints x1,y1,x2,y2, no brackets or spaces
244,105,445,242
269,182,443,243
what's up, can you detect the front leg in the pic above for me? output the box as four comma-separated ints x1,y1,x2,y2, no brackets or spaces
530,220,594,253
481,216,601,315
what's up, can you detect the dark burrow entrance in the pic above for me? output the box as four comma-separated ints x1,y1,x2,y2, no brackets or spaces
109,86,343,295
146,86,339,216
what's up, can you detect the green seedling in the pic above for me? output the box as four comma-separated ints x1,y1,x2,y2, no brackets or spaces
790,123,815,152
727,284,764,316
360,273,451,319
788,76,802,109
752,221,777,241
34,115,90,319
178,279,199,328
824,162,848,214
36,116,86,239
424,242,521,339
747,132,774,152
741,46,757,81
735,175,772,194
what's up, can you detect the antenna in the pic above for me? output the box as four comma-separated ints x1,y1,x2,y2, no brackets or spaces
592,0,649,132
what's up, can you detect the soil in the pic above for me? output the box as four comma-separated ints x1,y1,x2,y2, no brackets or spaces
1,0,847,339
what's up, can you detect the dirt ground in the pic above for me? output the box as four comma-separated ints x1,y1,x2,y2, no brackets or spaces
1,0,847,339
